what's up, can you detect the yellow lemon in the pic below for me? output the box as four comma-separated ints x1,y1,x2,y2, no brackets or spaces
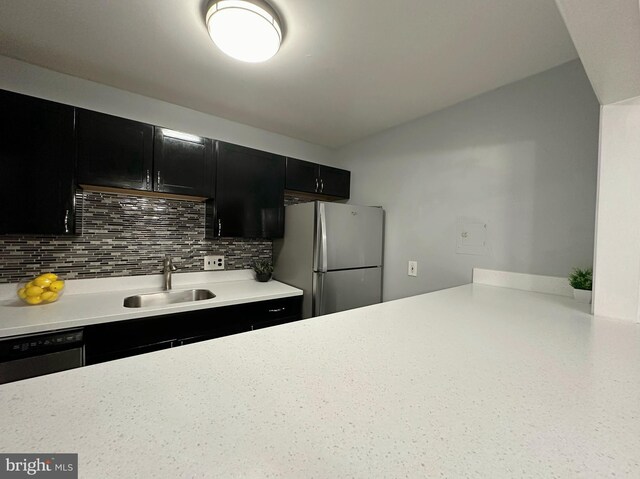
25,281,34,288
49,281,65,292
33,277,52,288
41,291,57,302
43,273,58,281
25,296,43,305
25,286,44,297
17,287,27,299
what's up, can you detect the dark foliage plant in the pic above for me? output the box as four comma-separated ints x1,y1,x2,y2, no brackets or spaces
568,268,592,291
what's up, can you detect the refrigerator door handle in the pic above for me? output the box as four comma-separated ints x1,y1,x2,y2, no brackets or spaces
314,272,326,316
318,202,328,272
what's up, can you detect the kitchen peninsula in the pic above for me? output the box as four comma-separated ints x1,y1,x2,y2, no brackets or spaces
1,279,638,478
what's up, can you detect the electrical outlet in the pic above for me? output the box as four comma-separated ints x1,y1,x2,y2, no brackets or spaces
204,255,225,271
408,260,418,277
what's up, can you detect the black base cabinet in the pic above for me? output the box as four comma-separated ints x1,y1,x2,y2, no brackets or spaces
237,297,302,331
84,296,302,365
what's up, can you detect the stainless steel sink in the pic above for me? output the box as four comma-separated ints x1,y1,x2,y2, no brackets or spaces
123,289,215,308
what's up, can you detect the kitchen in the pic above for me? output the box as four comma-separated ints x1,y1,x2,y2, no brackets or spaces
1,0,639,477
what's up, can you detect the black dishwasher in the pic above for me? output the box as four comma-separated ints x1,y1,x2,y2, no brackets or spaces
0,329,84,384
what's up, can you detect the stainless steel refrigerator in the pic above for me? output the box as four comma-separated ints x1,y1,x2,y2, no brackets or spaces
273,201,384,318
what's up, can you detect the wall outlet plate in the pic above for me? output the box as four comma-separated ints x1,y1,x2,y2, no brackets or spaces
204,255,225,271
408,260,418,277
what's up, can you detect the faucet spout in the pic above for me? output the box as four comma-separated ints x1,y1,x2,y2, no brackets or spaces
162,256,178,290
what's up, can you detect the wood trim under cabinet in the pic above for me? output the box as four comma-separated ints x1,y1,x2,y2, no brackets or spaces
284,189,348,202
79,184,208,203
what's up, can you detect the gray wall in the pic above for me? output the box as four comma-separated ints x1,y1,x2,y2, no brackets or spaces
336,60,599,301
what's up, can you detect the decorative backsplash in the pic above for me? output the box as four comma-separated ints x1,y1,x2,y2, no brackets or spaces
0,191,309,283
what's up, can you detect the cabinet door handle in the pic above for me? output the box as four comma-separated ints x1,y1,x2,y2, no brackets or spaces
218,219,222,237
146,169,151,190
315,178,319,193
64,209,70,233
320,179,324,193
268,307,285,313
157,171,162,190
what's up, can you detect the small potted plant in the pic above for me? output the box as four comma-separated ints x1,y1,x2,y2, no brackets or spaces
253,259,274,282
568,267,592,303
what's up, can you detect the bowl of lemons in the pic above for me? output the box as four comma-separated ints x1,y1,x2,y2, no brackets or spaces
17,273,65,306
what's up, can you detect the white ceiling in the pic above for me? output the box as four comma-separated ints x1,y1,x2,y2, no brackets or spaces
0,0,577,147
554,0,640,105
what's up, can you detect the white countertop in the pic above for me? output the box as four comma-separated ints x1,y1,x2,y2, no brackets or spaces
0,271,302,338
1,284,639,478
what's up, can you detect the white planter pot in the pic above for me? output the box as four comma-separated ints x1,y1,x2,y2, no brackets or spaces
573,288,592,304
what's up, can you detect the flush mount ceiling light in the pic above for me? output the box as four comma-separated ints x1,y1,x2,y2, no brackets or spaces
206,0,283,63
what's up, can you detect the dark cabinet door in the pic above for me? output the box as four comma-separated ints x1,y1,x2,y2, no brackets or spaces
85,303,260,365
285,157,319,194
285,157,351,199
211,142,285,238
153,129,215,197
249,296,303,330
319,165,351,198
76,109,153,191
0,89,76,235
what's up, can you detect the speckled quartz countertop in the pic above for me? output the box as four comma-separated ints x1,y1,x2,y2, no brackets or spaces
1,284,639,477
0,271,302,338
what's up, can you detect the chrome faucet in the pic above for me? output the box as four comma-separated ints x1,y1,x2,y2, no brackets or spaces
162,255,178,291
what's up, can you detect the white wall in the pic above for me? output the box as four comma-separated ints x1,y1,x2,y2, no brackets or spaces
0,55,333,164
337,60,599,301
593,96,640,322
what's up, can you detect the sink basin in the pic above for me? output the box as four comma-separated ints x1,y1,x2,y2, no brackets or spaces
123,289,215,308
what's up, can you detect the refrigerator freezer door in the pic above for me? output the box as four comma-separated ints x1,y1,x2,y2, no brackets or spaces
313,267,382,316
315,202,384,271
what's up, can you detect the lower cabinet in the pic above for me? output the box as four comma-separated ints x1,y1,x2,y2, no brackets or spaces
84,296,302,365
247,297,302,330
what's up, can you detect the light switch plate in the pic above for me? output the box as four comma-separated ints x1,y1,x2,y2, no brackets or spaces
204,255,225,271
408,261,418,277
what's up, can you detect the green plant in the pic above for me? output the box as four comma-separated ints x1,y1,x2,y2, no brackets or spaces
253,259,274,275
568,267,592,291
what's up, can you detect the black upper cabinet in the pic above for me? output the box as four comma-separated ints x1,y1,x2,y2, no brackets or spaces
318,165,350,198
285,157,319,193
153,129,215,197
209,142,285,238
0,89,76,235
77,109,154,191
285,157,350,199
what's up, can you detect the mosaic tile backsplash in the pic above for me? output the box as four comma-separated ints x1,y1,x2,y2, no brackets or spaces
0,191,309,283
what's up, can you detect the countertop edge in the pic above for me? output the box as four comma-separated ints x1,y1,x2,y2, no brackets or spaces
0,280,302,339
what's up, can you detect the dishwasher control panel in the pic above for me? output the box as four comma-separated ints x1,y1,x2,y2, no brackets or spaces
0,329,84,361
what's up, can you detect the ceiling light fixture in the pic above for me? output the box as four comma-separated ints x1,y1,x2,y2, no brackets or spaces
206,0,283,63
